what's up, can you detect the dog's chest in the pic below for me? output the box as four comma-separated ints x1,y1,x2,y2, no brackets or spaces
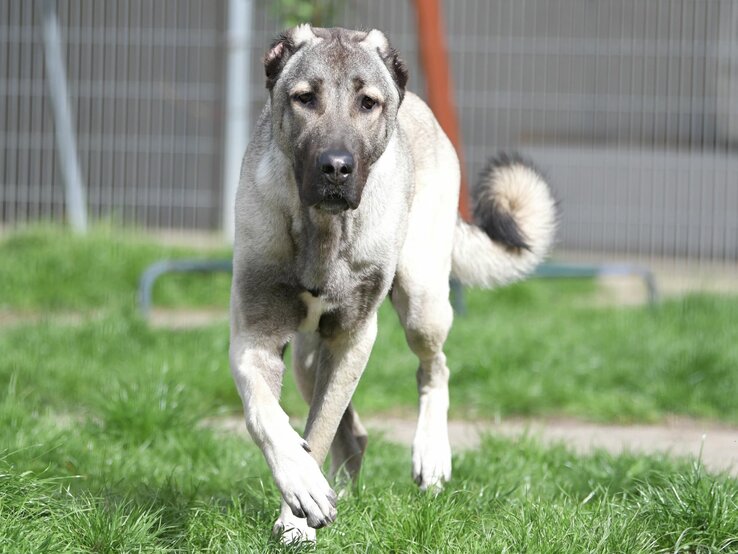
297,291,335,333
295,264,388,338
290,212,392,337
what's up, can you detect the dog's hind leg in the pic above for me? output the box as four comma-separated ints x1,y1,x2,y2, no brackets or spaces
328,404,368,485
391,278,454,491
390,156,458,490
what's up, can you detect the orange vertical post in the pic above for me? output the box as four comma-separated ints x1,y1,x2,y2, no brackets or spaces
413,0,471,220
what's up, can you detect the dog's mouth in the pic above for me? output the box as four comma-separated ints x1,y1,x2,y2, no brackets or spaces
296,165,364,214
315,195,351,214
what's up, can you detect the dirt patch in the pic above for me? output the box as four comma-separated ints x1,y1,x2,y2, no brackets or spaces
0,310,98,328
148,308,229,329
209,415,738,476
0,308,230,330
367,416,738,475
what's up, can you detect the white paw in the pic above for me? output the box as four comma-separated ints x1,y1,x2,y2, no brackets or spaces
412,428,452,491
268,436,338,529
272,504,316,544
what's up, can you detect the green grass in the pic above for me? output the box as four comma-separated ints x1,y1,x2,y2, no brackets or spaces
1,400,737,552
1,227,737,423
1,227,737,551
0,225,231,312
369,286,738,423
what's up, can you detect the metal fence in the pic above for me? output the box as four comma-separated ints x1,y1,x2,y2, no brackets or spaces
1,0,737,265
1,0,225,229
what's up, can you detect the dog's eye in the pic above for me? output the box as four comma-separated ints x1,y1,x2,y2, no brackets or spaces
360,96,377,111
294,92,315,106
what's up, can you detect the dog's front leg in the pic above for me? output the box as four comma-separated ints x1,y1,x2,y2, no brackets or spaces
230,338,338,529
303,312,378,468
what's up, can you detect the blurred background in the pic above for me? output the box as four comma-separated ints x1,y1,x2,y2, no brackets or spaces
1,0,737,291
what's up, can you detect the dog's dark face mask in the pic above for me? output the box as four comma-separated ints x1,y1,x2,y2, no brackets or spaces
264,26,408,214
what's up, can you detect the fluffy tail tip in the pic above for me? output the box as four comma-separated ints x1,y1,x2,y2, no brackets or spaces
472,153,557,256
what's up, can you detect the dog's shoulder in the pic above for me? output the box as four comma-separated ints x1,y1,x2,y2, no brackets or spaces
397,92,458,179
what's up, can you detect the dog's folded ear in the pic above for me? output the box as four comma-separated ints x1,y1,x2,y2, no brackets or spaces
265,24,317,90
384,47,409,102
361,29,409,103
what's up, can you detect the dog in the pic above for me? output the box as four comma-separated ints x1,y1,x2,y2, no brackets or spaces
229,24,556,543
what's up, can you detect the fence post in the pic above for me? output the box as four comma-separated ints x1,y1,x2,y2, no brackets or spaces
413,0,470,221
222,0,253,243
41,0,87,232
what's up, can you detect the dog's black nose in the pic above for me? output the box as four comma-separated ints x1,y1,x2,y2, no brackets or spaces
318,150,354,184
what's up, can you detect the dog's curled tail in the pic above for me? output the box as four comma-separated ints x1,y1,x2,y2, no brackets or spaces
451,153,557,288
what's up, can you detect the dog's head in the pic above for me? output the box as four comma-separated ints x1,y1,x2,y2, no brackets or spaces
264,25,408,213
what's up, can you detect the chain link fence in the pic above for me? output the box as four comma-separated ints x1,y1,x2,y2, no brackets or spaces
1,0,736,266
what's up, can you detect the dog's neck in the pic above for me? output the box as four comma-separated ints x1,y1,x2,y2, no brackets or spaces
293,207,358,294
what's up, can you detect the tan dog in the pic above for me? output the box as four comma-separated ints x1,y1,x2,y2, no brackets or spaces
229,25,556,543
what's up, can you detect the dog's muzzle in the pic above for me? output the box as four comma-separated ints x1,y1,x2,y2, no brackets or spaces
313,149,356,213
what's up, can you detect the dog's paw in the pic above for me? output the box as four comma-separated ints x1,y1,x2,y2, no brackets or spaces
270,438,338,529
272,506,316,544
412,430,452,492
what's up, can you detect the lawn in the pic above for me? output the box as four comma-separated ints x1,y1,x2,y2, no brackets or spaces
1,227,737,552
2,227,737,424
